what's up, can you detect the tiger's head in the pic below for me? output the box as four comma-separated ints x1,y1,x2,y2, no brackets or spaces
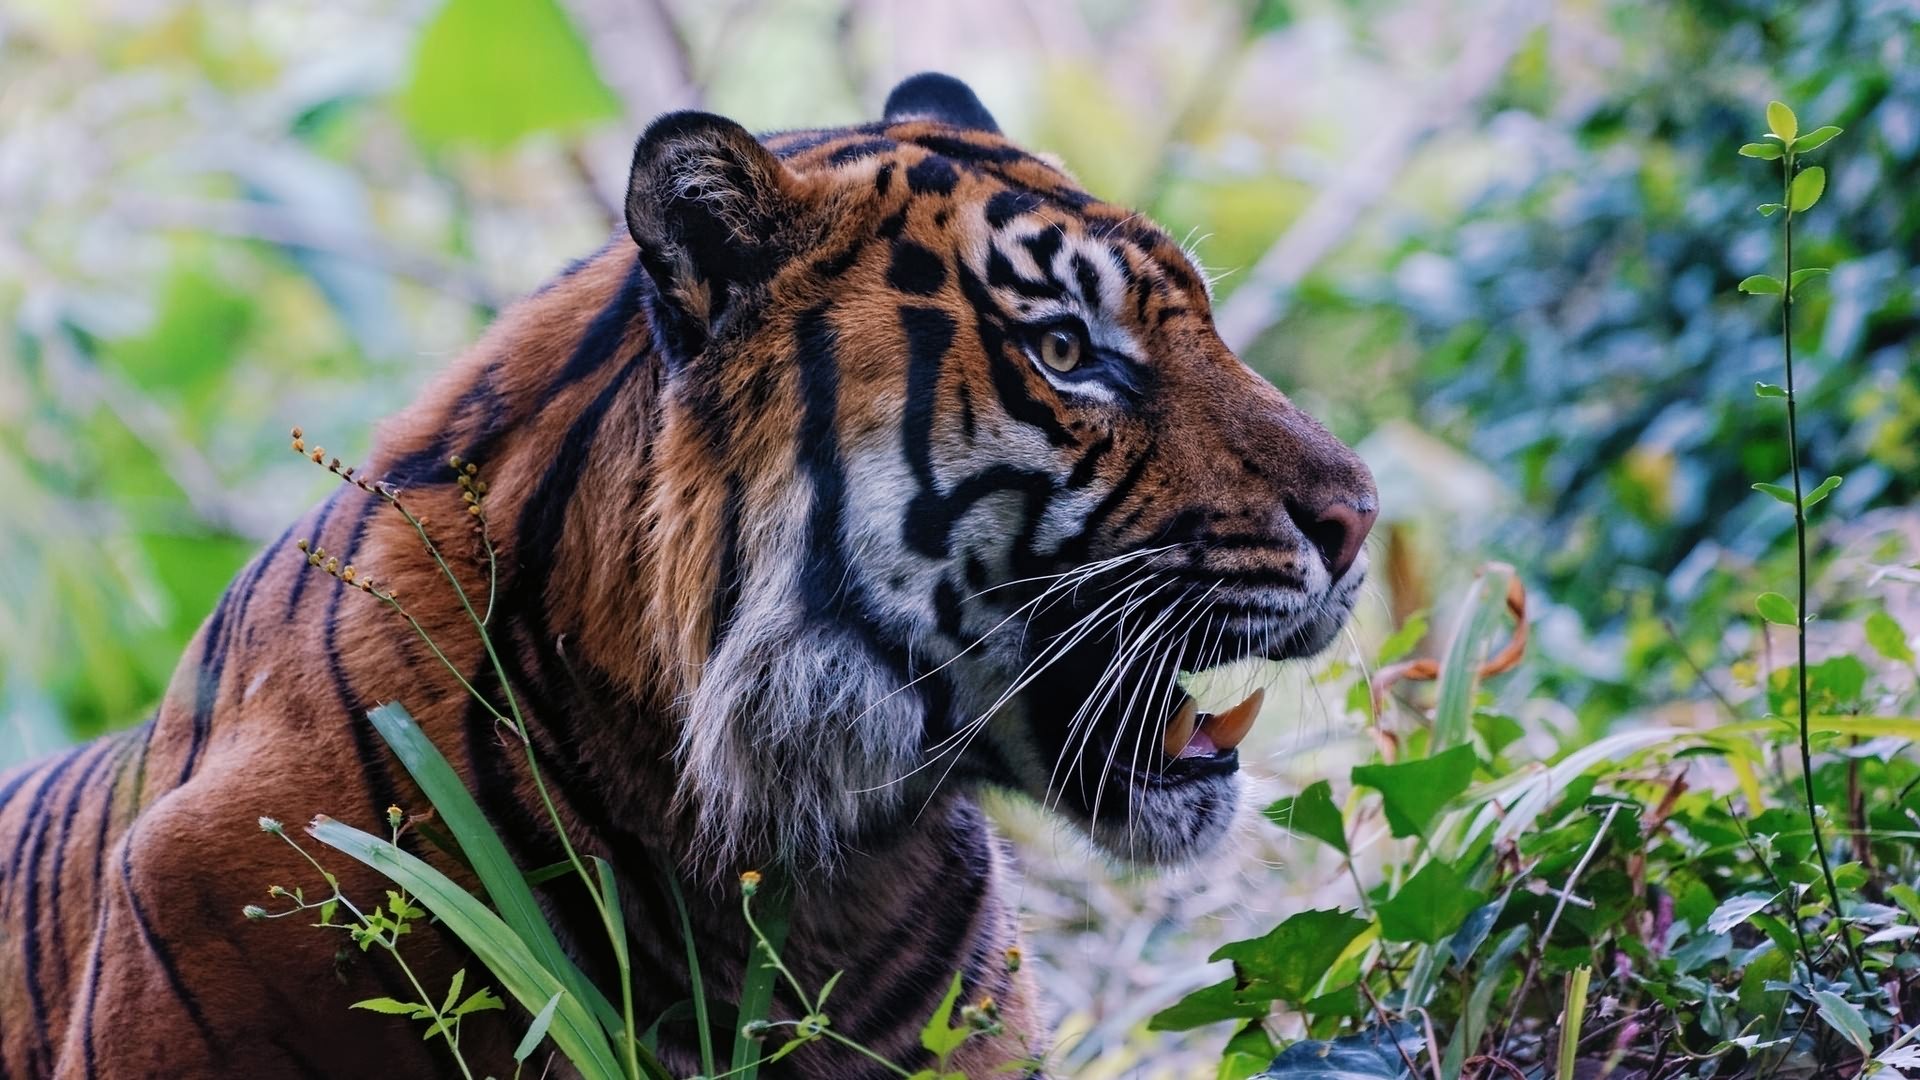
626,75,1376,872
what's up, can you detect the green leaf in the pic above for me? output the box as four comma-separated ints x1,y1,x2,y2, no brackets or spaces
1767,101,1798,144
1811,990,1872,1053
1352,744,1480,840
1804,474,1842,509
1433,566,1516,749
1376,860,1491,944
919,973,970,1058
1255,1025,1423,1079
515,992,565,1063
353,996,430,1016
1789,166,1826,212
1789,267,1830,293
1795,125,1842,153
1756,202,1784,216
1147,977,1271,1032
1755,592,1798,626
307,816,634,1080
1377,611,1430,665
1210,909,1370,1004
456,988,505,1016
1738,275,1783,295
1754,382,1788,398
442,968,466,1015
1263,781,1348,855
1705,892,1777,934
816,970,844,1008
1738,142,1783,160
1866,611,1916,664
365,704,626,1045
399,0,621,151
1752,482,1795,505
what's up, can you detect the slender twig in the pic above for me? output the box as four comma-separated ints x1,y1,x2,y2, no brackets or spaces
1775,136,1867,990
1496,805,1619,1059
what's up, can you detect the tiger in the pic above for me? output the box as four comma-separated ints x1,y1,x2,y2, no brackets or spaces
0,73,1376,1078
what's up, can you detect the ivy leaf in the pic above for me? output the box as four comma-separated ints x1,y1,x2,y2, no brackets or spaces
1755,592,1798,626
1811,990,1872,1054
1352,745,1480,841
1376,860,1490,944
1795,125,1843,153
1254,1024,1424,1079
1738,275,1783,295
1866,611,1916,664
1789,166,1826,212
1767,100,1798,144
1263,781,1349,855
1803,474,1842,509
1739,142,1783,160
1789,267,1829,293
1756,202,1784,216
1211,909,1371,1005
1752,482,1795,505
1147,977,1271,1032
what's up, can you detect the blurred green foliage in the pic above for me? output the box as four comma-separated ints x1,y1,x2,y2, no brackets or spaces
1,0,1915,757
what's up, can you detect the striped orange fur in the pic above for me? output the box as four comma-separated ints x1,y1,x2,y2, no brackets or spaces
0,74,1376,1078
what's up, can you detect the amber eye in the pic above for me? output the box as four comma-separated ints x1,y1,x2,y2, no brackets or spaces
1036,326,1083,373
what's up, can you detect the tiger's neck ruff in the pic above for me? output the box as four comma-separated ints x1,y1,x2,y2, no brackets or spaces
0,74,1375,1079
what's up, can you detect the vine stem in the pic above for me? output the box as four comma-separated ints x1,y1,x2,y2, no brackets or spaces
1780,146,1867,990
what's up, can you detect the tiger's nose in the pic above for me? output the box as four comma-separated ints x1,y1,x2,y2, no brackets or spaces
1290,499,1376,581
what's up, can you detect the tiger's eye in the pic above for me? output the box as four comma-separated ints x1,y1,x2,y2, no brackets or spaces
1038,328,1081,372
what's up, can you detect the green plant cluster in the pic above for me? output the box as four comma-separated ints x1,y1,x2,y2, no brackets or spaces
1338,1,1920,701
1149,101,1920,1080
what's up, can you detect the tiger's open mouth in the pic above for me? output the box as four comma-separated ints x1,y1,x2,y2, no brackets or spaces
1004,597,1349,864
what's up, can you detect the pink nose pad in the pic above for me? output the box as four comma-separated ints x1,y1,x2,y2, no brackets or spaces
1292,501,1377,580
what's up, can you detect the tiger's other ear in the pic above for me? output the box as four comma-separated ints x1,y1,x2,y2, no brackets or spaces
625,111,794,359
882,72,1000,133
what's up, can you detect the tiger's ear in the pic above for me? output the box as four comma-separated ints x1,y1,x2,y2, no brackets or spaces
882,72,1000,133
625,111,794,359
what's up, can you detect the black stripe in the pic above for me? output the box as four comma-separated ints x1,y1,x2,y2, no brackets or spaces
322,494,404,827
32,740,118,1055
544,257,649,401
120,842,220,1053
10,746,90,1075
954,261,1075,447
284,487,345,617
2,748,81,899
711,472,746,652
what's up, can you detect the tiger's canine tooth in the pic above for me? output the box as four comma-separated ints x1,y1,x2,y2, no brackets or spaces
1161,696,1199,759
1199,688,1264,751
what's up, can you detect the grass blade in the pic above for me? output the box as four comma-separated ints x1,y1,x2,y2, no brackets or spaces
668,874,718,1077
1433,563,1517,749
307,815,631,1080
367,703,623,1039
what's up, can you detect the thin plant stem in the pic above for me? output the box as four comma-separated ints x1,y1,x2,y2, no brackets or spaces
1778,148,1866,989
387,496,642,1076
817,1029,914,1078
